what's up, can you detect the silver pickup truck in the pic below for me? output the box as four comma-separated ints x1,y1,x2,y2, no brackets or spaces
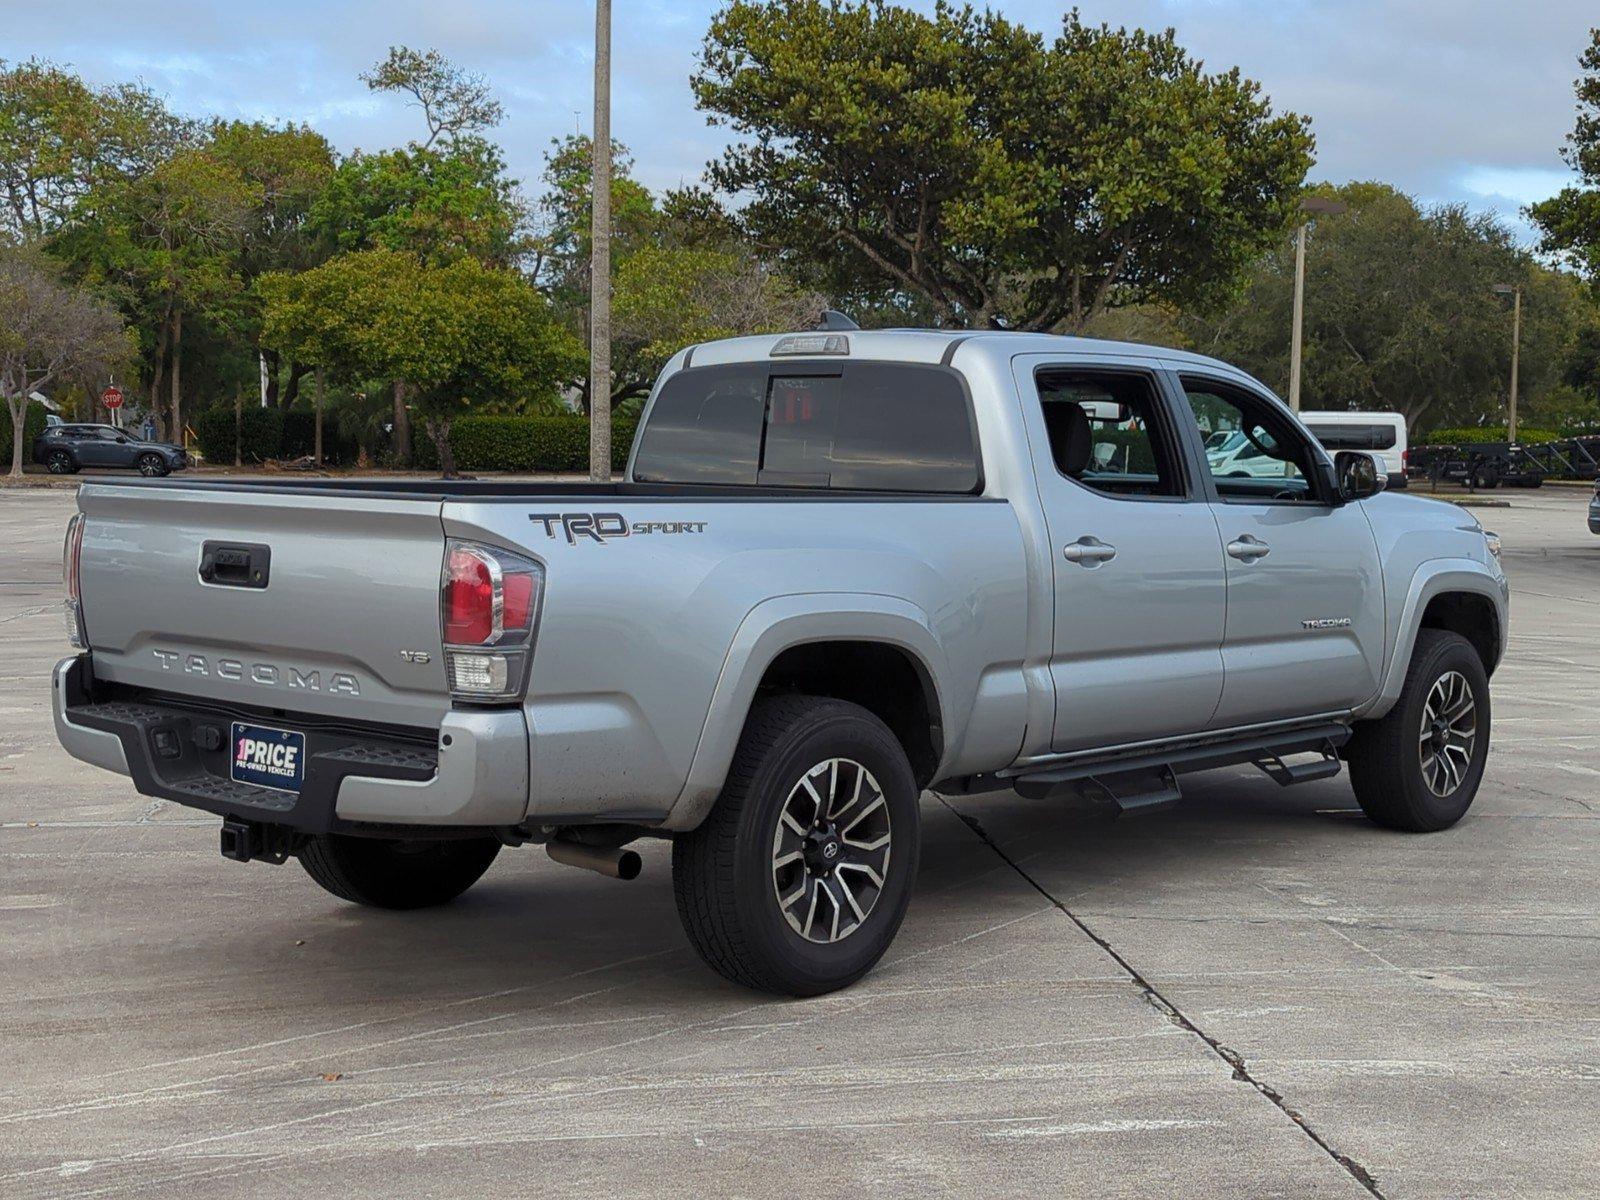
53,330,1508,995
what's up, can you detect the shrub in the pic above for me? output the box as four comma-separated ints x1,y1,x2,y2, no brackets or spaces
1,400,50,466
1417,426,1578,446
192,405,284,464
416,414,640,474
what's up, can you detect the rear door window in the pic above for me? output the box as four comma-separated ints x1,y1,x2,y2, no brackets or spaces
634,361,981,493
1033,368,1187,498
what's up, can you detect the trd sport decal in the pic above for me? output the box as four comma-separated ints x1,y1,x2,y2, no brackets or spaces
529,512,707,545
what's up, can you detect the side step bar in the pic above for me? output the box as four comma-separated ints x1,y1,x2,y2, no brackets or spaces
1010,722,1351,813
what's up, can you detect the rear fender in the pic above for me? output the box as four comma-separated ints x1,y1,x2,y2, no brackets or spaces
662,593,951,831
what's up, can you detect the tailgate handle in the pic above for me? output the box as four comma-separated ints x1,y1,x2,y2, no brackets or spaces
199,541,271,589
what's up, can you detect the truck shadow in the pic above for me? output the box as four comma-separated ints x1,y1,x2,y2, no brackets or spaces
208,764,1422,1012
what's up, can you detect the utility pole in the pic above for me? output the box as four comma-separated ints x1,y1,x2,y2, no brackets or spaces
588,0,613,482
1287,196,1349,412
1492,284,1523,443
1510,287,1522,444
1288,221,1308,413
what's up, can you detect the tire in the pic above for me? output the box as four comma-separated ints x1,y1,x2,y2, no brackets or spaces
672,695,921,996
136,453,169,477
298,834,500,909
1469,463,1500,490
1347,630,1490,832
46,450,77,475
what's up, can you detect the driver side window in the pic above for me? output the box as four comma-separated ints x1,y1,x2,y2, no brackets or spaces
1181,377,1320,503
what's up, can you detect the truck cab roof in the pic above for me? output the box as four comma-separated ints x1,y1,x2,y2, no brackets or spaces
679,328,1260,382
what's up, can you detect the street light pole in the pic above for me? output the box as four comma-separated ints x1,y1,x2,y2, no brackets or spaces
1492,284,1523,443
1287,196,1348,412
588,0,612,482
1289,220,1308,413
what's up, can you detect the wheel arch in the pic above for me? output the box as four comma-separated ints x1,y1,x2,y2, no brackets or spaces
663,595,952,831
1360,562,1507,721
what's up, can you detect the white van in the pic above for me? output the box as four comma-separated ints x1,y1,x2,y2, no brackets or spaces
1302,411,1408,490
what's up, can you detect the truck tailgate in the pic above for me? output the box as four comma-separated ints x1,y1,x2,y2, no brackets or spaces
75,483,451,728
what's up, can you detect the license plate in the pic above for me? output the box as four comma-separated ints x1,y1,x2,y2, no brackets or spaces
230,722,306,793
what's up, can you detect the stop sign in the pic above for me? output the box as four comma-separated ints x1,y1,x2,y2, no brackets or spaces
101,385,124,410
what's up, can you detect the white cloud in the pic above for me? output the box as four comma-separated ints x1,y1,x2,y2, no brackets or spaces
1459,166,1577,206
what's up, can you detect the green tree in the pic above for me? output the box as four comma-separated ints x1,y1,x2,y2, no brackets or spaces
613,243,820,401
1183,183,1586,432
693,1,1313,330
313,142,524,267
208,120,337,408
532,135,821,407
0,58,191,242
1531,29,1600,286
531,136,659,311
0,247,130,476
259,250,583,476
64,146,257,438
311,48,527,461
361,46,505,151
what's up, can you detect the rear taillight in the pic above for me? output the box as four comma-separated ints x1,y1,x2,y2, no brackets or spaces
440,540,543,703
63,514,87,648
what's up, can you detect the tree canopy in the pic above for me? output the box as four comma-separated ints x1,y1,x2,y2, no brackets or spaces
259,249,583,474
361,46,505,151
694,1,1314,330
532,135,821,406
5,21,1600,475
1531,29,1600,288
0,58,191,242
1184,183,1594,432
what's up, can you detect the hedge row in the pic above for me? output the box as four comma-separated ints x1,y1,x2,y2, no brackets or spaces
415,414,640,474
2,400,49,465
1420,426,1582,446
192,406,359,465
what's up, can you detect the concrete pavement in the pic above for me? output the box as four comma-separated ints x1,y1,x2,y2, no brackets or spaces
1,483,1595,1198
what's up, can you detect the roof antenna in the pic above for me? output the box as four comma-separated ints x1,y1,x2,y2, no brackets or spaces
815,309,860,331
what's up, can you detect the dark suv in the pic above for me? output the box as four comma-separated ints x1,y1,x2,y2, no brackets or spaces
33,424,188,477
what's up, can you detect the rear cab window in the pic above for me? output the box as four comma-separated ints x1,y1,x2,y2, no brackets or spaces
632,361,982,493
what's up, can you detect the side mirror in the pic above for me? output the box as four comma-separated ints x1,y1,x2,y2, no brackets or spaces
1334,450,1385,501
116,436,128,444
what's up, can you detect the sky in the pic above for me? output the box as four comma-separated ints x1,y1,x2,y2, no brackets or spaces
1,1,1593,242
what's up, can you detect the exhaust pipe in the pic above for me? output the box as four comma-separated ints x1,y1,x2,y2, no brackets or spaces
546,838,641,881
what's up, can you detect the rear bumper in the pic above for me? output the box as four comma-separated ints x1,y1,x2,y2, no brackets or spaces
53,655,528,833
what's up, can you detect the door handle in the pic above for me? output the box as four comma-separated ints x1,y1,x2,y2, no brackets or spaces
1226,534,1271,562
1063,536,1117,566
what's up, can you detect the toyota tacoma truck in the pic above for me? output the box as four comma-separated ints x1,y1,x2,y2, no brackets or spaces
52,329,1508,995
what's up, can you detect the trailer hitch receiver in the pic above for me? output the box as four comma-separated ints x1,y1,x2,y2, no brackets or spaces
219,819,294,865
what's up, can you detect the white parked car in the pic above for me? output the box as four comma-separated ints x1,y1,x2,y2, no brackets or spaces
1204,428,1300,480
1302,411,1408,490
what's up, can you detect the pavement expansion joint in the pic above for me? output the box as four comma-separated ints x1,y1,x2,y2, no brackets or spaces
937,795,1387,1199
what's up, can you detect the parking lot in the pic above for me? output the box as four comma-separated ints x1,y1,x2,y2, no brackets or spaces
0,483,1595,1199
